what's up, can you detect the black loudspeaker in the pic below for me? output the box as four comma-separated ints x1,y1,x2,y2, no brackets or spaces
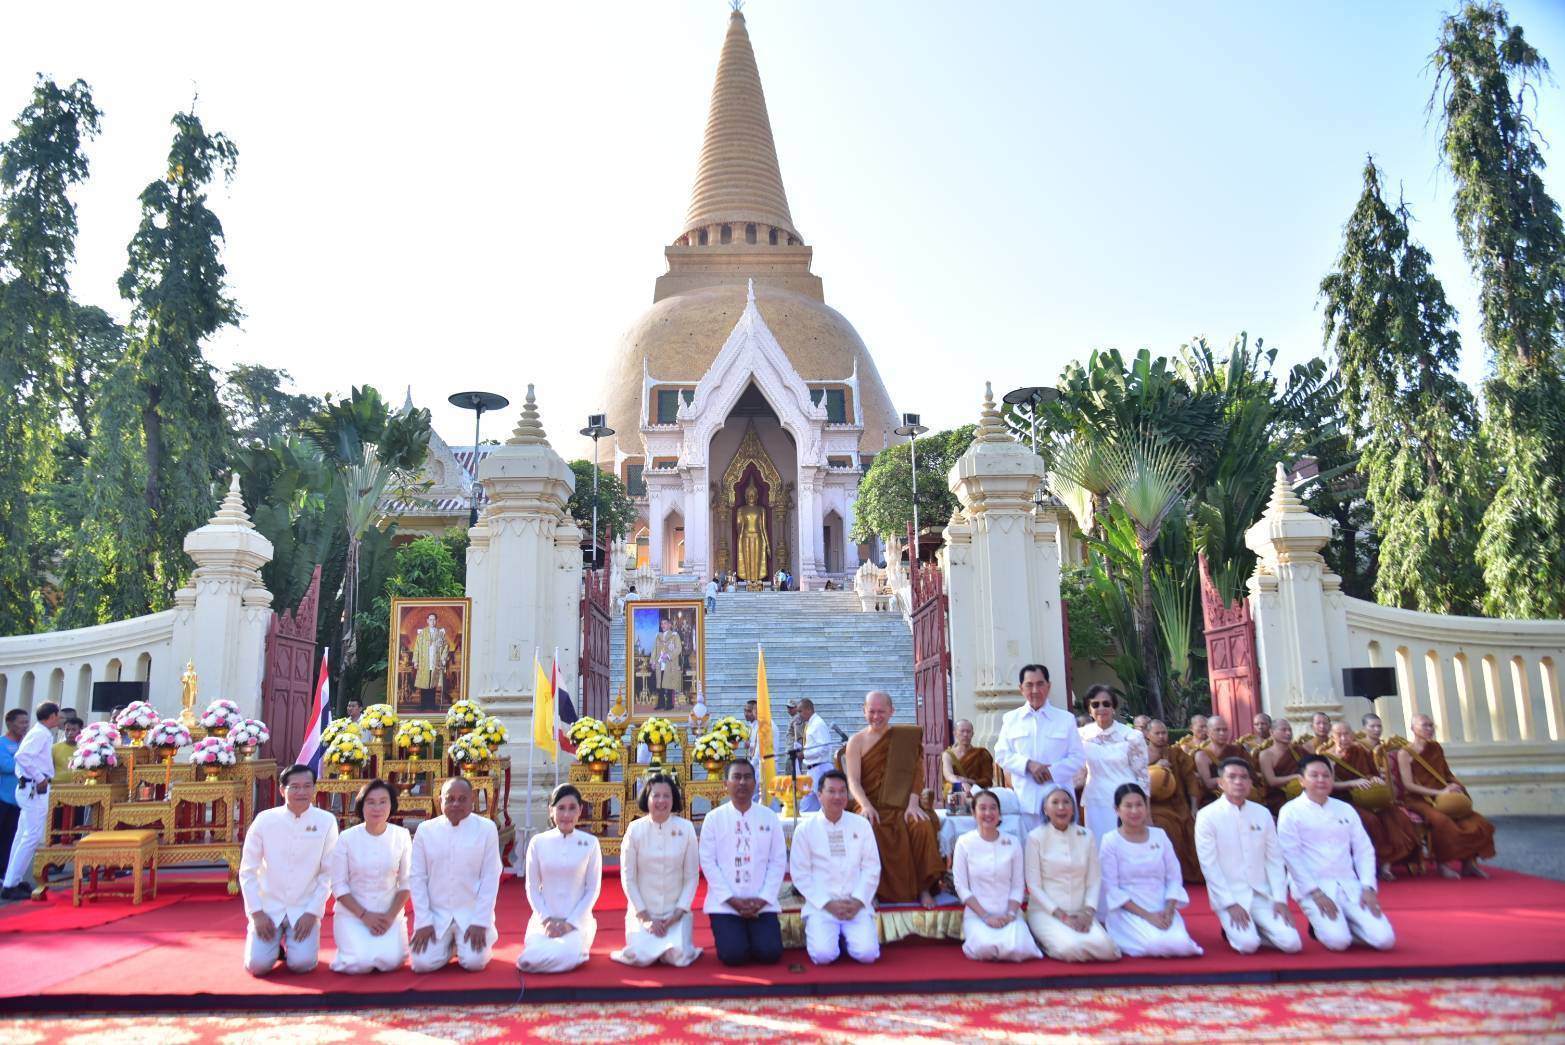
1342,667,1398,700
91,680,149,713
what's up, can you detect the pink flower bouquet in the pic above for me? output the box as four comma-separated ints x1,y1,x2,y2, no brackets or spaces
147,721,192,750
113,701,160,731
200,699,244,731
188,736,237,767
230,718,271,748
70,738,119,771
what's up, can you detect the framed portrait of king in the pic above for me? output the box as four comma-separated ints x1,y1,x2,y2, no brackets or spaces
388,597,471,714
625,599,704,721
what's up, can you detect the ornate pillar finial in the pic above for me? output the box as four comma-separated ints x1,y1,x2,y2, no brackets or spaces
974,380,1011,443
746,277,755,305
1266,461,1305,515
209,474,254,528
507,384,551,447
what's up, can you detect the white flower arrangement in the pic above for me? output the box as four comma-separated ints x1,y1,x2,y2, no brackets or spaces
711,715,749,747
637,717,677,746
360,703,397,731
472,716,508,748
691,731,733,763
70,738,119,771
566,716,608,744
188,736,237,767
322,718,362,745
113,701,160,731
445,699,485,731
447,734,491,765
575,732,622,764
230,718,270,748
324,733,369,768
79,722,122,748
146,721,192,750
395,718,437,751
200,699,243,730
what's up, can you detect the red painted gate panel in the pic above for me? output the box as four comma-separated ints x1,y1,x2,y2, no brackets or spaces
910,558,951,791
579,567,611,720
1199,553,1260,729
262,565,321,768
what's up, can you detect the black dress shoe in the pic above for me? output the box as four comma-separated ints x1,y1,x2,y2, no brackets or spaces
2,885,31,900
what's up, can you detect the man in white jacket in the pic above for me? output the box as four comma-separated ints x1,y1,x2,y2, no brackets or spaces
1278,754,1396,951
1194,757,1301,954
410,777,503,972
239,763,340,975
790,769,882,964
992,665,1086,833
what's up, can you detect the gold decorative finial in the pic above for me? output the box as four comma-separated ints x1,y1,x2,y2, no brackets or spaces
974,381,1011,443
507,384,551,447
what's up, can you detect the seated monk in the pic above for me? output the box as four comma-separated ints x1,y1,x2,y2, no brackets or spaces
1259,718,1304,818
1238,712,1273,754
1396,714,1495,879
1144,719,1202,884
1176,715,1208,754
844,691,945,908
1324,723,1418,881
1298,712,1332,753
940,719,995,797
1361,713,1388,771
1193,715,1254,808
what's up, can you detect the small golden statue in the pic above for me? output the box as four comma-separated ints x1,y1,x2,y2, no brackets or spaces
606,687,630,728
736,484,768,590
180,660,199,726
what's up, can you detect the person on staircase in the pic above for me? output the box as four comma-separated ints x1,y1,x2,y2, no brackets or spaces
796,699,834,814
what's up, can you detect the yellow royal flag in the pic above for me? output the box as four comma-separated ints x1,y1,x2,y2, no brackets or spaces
755,644,775,794
533,653,557,758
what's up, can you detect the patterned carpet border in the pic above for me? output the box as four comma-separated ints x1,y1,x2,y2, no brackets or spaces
6,975,1565,1044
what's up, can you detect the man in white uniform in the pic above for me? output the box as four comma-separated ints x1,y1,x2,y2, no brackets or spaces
239,763,339,974
744,699,777,802
1194,757,1302,954
1278,754,1396,951
699,760,787,966
410,777,502,972
993,664,1086,833
790,769,881,965
796,699,834,813
1,702,59,899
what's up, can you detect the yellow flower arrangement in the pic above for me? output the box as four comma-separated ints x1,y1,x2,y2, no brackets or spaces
360,703,397,731
447,734,492,765
690,731,733,763
576,732,622,764
711,715,749,746
445,699,484,731
395,718,437,752
472,716,508,748
637,717,676,746
566,716,608,744
322,719,362,745
324,733,369,768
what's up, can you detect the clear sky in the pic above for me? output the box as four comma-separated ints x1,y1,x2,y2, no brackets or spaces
5,1,1563,457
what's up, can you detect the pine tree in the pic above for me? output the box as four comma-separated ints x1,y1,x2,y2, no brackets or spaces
1320,158,1487,614
0,77,100,633
1432,3,1565,618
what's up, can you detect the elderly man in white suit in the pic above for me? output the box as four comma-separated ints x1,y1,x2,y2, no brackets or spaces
1194,756,1302,954
409,777,503,972
789,769,882,964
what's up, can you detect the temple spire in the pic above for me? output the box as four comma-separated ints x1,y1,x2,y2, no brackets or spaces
680,8,798,243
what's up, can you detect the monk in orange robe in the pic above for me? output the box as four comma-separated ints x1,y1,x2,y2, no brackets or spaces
1258,718,1305,817
844,692,944,907
1193,715,1255,808
1145,719,1202,884
940,718,995,797
1396,714,1496,878
1324,723,1418,879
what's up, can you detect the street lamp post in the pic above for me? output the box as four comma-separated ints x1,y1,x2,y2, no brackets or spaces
579,414,616,568
1003,385,1060,511
893,412,929,566
447,390,511,528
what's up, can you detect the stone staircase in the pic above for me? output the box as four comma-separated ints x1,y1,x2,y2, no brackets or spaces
610,589,916,739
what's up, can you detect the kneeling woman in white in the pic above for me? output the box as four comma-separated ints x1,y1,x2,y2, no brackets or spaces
954,789,1042,961
610,773,702,967
328,779,412,973
1024,788,1120,962
1099,783,1203,957
517,784,602,973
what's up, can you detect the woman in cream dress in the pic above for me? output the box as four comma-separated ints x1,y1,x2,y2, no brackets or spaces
1024,788,1120,962
953,789,1042,962
611,773,702,967
517,784,602,973
1077,685,1150,842
1099,783,1203,958
328,779,413,973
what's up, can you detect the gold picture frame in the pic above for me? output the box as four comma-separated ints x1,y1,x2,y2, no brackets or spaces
625,598,705,722
388,597,472,714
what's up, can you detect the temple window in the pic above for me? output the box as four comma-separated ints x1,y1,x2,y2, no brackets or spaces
720,224,732,244
656,389,682,424
697,229,708,246
746,223,757,244
768,227,779,245
625,463,646,496
810,388,847,423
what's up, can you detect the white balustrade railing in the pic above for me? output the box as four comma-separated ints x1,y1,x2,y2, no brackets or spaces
0,611,176,720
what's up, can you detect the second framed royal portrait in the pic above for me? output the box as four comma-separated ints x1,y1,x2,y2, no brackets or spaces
387,597,471,714
626,599,704,719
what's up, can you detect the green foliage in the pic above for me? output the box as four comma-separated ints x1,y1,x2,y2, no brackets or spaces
222,364,323,448
849,425,976,543
566,460,637,543
353,535,467,693
1320,157,1487,614
0,77,100,634
1432,3,1565,618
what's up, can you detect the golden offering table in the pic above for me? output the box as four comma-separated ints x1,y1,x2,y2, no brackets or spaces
73,830,159,907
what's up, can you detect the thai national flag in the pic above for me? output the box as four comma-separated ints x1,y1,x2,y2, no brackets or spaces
297,648,331,775
552,648,578,755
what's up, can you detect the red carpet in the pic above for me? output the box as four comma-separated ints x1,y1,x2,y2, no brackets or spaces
2,867,1562,1012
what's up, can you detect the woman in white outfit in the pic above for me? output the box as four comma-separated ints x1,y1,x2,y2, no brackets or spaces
1076,686,1150,842
953,789,1042,962
1024,788,1120,962
611,773,702,967
517,784,602,973
1099,782,1203,958
328,779,412,973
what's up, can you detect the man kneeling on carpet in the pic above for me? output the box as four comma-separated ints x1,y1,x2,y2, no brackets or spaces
517,784,602,974
240,763,339,976
410,777,502,973
789,769,881,965
699,760,786,966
